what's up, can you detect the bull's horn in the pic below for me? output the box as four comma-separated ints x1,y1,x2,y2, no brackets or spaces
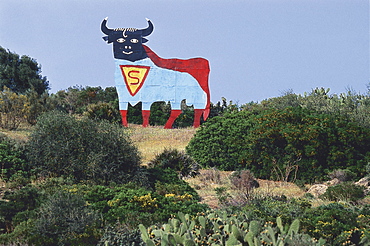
140,18,154,37
101,17,114,35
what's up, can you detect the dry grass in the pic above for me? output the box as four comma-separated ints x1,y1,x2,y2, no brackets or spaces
256,179,306,198
0,124,32,142
186,169,231,209
186,169,307,209
128,124,197,164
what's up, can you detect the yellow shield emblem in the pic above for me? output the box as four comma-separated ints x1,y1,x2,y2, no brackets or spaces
120,65,150,96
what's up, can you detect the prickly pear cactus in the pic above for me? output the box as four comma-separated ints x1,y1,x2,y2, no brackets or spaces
139,212,325,246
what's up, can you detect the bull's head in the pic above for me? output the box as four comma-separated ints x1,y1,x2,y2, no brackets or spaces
101,17,154,61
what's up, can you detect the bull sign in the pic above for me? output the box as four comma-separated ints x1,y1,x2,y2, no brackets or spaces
101,18,210,128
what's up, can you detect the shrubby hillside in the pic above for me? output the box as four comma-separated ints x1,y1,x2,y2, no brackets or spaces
187,106,370,183
0,47,369,245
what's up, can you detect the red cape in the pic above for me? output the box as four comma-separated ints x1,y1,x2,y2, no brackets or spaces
143,45,210,120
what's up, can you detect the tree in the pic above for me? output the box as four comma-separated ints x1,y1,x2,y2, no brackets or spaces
0,46,49,95
24,88,54,125
187,107,370,182
26,111,141,184
50,85,120,115
83,101,121,124
0,87,29,130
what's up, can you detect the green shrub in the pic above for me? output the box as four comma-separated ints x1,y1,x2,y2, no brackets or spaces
88,184,207,228
0,185,44,233
186,110,254,171
187,107,370,182
301,202,360,245
104,169,207,227
0,135,27,182
214,186,231,207
0,219,37,246
79,169,207,227
173,106,195,128
26,111,141,184
146,168,200,199
320,182,365,203
148,148,199,178
98,223,144,246
148,101,171,126
242,195,311,225
83,101,120,124
33,190,102,246
155,182,191,196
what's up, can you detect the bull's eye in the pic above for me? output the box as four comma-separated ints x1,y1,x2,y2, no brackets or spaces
130,39,139,43
117,38,125,43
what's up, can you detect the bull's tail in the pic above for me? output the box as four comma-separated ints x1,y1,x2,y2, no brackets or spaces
143,45,211,120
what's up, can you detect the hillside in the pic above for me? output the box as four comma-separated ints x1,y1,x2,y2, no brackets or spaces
129,125,306,208
0,124,346,208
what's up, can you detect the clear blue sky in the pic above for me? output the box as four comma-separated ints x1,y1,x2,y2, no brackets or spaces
1,0,369,104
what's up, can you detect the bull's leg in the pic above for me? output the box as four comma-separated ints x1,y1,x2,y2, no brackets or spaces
119,102,129,127
141,102,151,127
164,110,182,129
142,110,150,127
193,109,204,128
119,110,128,127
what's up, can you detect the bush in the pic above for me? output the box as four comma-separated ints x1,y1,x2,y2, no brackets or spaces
79,168,206,227
320,182,365,203
173,106,195,128
83,101,121,124
0,185,44,233
148,101,171,126
0,87,29,130
81,181,207,228
214,186,231,207
98,223,144,246
301,202,361,245
229,170,259,197
187,107,370,182
0,135,27,181
26,111,141,184
186,110,254,170
226,170,260,206
146,168,200,199
242,195,311,225
148,148,199,178
33,190,102,246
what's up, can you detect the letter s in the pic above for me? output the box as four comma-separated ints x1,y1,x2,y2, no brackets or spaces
128,70,140,85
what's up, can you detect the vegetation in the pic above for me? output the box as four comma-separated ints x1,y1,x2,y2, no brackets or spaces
0,134,27,181
0,47,369,245
0,46,49,95
26,111,141,184
187,106,370,183
319,182,366,203
148,148,200,178
139,211,326,246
